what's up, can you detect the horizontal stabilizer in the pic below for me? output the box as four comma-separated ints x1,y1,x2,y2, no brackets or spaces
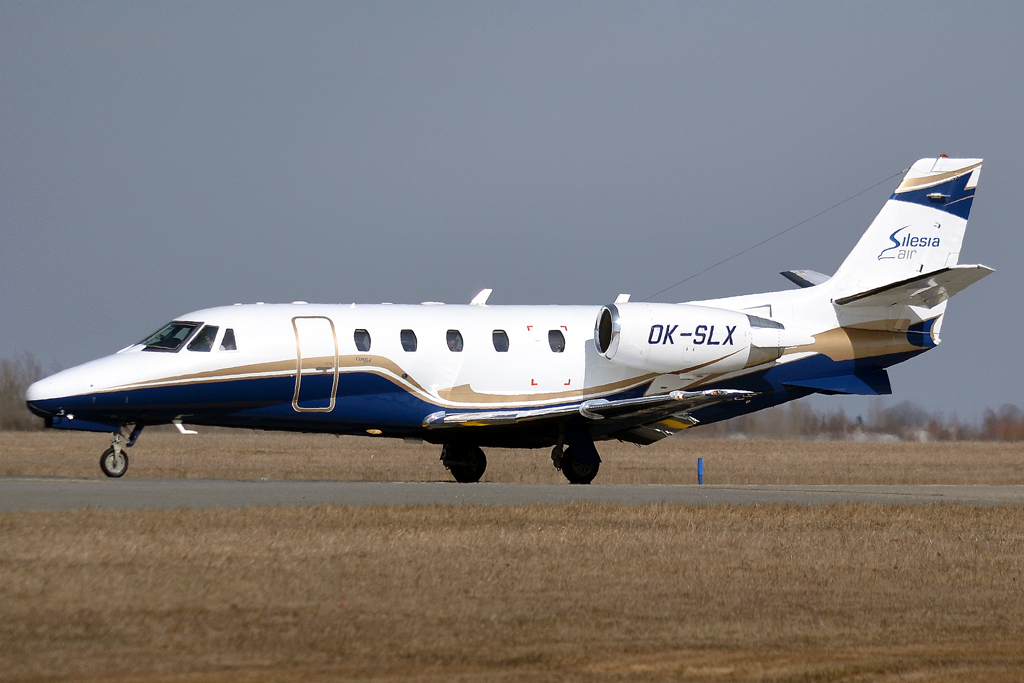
422,389,753,429
834,264,993,309
783,370,892,396
781,269,830,288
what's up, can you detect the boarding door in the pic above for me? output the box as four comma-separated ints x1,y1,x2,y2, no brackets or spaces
292,316,339,412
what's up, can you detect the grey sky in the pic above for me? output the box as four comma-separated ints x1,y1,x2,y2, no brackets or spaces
1,2,1020,420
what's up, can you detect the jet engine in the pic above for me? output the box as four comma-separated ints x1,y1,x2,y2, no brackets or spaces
594,303,795,375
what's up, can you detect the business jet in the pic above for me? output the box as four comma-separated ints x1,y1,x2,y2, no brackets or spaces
26,157,992,483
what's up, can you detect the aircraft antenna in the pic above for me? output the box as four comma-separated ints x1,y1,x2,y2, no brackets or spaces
640,167,909,302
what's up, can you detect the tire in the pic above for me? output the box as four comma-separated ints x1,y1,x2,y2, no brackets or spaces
560,447,599,485
100,446,129,478
442,444,487,483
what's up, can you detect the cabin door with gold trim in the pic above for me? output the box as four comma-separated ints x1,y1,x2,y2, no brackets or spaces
292,316,339,412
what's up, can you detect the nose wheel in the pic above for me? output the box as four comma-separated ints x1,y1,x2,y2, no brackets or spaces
98,424,143,478
100,446,129,478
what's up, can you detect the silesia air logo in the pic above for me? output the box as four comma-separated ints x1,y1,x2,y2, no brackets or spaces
878,226,940,260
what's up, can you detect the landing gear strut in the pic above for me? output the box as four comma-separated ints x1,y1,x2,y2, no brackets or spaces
441,444,487,483
99,424,143,478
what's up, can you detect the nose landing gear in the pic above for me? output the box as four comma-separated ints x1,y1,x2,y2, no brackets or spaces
99,424,143,478
100,445,128,478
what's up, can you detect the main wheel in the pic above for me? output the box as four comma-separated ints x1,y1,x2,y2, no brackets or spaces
442,444,487,483
100,446,129,478
560,447,599,485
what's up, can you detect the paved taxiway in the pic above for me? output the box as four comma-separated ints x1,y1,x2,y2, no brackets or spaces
2,477,1024,511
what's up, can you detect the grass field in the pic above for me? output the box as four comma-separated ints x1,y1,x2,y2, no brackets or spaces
2,433,1024,681
2,430,1024,484
3,503,1024,682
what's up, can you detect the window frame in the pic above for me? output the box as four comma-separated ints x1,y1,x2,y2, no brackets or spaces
492,329,509,352
354,329,372,353
446,329,464,353
219,328,237,351
187,325,220,353
400,329,418,352
548,329,566,353
140,321,202,353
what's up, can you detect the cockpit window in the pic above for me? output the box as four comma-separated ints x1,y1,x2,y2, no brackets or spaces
220,328,237,351
187,325,219,352
141,321,200,352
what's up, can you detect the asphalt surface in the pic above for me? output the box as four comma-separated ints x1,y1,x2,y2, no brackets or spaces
2,476,1024,511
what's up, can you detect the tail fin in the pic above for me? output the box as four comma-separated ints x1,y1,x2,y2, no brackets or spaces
830,157,983,300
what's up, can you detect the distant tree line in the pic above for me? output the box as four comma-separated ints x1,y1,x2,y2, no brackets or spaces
0,352,44,430
0,352,1022,440
688,398,1024,442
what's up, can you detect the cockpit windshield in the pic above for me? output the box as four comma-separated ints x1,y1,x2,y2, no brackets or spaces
141,321,201,352
187,325,219,352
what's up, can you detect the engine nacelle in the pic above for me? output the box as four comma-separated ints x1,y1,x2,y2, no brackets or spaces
594,302,758,375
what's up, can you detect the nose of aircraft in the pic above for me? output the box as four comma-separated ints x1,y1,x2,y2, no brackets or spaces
24,353,142,418
25,374,65,411
25,367,91,417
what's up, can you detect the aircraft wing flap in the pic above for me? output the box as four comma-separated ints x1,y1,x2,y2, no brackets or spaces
422,389,754,429
834,264,994,309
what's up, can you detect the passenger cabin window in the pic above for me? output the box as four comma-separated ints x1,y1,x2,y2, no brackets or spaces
492,330,509,352
354,329,371,352
400,329,417,352
220,328,237,351
446,329,464,352
141,321,200,352
187,325,219,352
548,329,566,353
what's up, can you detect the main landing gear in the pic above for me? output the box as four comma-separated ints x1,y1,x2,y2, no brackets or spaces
99,424,144,478
551,439,601,485
440,444,488,483
439,437,602,485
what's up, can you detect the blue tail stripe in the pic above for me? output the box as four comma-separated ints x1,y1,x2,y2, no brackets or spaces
891,173,975,220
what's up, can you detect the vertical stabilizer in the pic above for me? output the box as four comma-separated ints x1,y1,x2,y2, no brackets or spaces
830,157,982,300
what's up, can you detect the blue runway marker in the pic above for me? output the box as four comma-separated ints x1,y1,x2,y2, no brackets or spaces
698,457,704,485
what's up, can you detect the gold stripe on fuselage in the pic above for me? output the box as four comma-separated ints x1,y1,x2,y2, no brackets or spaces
789,327,921,362
75,322,930,409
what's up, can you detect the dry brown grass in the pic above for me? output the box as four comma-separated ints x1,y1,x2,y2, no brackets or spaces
4,432,1024,680
1,430,1023,484
3,503,1024,682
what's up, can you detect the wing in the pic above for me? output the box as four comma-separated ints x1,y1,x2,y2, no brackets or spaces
422,389,754,442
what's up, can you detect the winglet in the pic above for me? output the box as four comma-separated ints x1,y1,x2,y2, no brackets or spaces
470,289,492,305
